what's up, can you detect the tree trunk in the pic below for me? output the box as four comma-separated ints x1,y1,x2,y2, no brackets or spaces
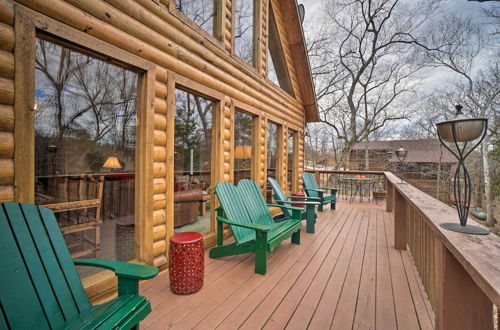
364,136,369,170
481,138,495,226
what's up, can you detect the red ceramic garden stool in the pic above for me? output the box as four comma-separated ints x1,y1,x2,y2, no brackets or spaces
291,192,306,208
169,232,204,294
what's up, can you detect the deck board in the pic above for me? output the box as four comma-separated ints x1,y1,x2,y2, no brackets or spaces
141,201,434,329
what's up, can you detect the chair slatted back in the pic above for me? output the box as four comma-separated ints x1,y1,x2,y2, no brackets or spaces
237,180,275,226
267,177,291,218
215,181,275,244
0,203,91,329
301,173,319,197
215,182,255,244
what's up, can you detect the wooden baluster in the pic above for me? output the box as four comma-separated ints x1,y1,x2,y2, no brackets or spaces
434,238,494,330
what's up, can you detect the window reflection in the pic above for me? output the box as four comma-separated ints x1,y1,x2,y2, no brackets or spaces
267,6,293,94
34,37,138,278
234,110,253,184
266,122,278,201
176,0,214,35
234,0,254,65
287,129,297,193
174,89,213,234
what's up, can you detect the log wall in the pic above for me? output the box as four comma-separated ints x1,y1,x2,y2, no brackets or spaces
1,0,309,285
0,0,14,203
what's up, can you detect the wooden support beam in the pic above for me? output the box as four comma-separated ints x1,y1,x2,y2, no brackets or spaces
434,239,494,330
393,189,407,250
386,178,394,212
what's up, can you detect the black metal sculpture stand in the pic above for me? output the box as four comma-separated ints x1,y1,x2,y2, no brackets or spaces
437,123,489,235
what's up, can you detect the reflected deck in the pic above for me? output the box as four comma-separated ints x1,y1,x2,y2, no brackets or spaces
140,200,434,329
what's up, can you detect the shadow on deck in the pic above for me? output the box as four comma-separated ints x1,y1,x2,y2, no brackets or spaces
140,199,434,329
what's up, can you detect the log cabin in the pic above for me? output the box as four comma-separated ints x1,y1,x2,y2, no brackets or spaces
0,0,318,298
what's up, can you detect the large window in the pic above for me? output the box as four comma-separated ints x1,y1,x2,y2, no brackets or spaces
287,129,297,193
234,0,255,65
176,0,214,35
266,122,278,201
267,6,293,94
234,110,253,184
174,89,213,234
34,37,138,276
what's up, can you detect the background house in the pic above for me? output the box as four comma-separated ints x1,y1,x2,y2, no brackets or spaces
349,139,457,202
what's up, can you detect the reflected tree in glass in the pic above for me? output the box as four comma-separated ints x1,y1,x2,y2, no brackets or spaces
176,0,214,34
234,110,253,184
234,0,254,65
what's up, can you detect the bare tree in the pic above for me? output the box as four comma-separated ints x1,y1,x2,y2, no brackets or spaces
424,13,500,226
35,39,92,174
306,0,440,169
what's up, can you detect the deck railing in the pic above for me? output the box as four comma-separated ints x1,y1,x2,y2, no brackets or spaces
305,169,499,330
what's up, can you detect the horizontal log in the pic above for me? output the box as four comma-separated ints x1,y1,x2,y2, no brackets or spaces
0,131,13,157
153,178,166,194
0,49,13,79
0,0,13,25
153,255,167,268
153,145,166,162
0,158,13,184
153,224,166,241
0,104,13,131
51,0,304,125
154,130,166,146
0,184,13,202
153,198,166,211
155,81,167,98
155,97,166,115
154,113,166,131
153,239,166,256
153,209,166,226
0,76,13,105
0,22,13,52
153,162,166,178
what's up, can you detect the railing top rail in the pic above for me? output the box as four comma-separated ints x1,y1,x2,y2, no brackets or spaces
384,171,500,306
304,169,385,175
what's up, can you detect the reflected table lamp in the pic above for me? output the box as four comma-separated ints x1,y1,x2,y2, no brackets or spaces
103,156,122,172
394,146,407,184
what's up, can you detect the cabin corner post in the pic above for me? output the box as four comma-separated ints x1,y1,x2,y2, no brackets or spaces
297,131,304,191
434,238,494,330
14,7,35,203
251,114,267,191
386,176,394,212
393,188,407,250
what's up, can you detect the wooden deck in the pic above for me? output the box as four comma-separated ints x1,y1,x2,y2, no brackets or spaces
140,200,435,329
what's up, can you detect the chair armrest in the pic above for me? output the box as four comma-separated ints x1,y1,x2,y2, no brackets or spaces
216,216,271,232
285,195,321,201
304,188,327,192
74,258,158,280
275,200,320,206
319,187,338,193
267,203,303,219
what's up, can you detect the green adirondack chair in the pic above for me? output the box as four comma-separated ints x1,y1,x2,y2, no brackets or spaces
209,180,302,275
301,172,338,212
267,177,320,233
0,202,158,330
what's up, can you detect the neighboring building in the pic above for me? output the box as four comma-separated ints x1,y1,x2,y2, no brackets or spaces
0,0,317,298
349,139,458,201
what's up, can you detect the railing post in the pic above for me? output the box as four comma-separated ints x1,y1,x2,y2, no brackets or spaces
386,177,393,212
393,189,407,250
434,239,493,330
315,171,320,186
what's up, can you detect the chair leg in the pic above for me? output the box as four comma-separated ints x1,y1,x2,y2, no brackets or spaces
305,205,315,233
291,230,300,244
331,201,336,210
318,203,324,212
255,231,268,275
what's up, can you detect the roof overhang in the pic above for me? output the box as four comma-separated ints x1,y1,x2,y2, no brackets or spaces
279,0,319,123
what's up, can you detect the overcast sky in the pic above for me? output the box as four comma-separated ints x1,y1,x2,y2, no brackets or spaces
299,0,498,95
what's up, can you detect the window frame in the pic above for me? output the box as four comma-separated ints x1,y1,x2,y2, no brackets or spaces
14,7,156,265
232,0,262,70
167,72,224,245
